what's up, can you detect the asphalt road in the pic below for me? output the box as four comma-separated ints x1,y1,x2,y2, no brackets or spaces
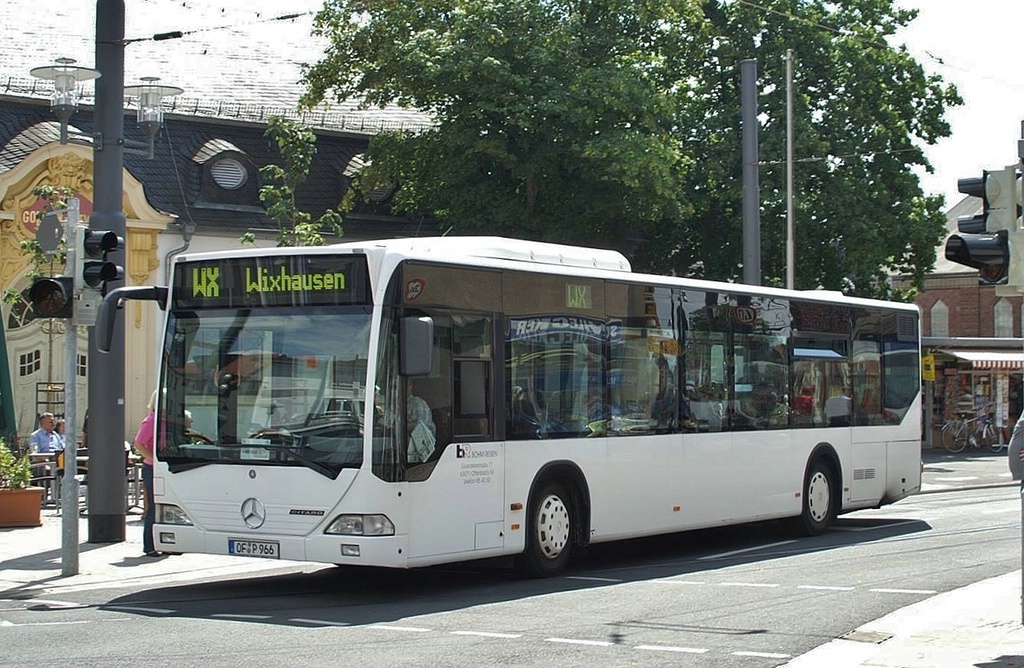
2,449,1020,668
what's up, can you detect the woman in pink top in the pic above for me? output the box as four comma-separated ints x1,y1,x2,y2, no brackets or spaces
132,390,159,557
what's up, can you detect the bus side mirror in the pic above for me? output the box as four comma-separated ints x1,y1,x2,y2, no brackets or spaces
96,286,168,352
400,316,433,376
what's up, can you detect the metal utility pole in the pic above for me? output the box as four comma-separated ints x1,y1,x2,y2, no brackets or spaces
1018,118,1024,626
741,58,762,286
88,0,127,543
785,50,795,290
61,200,80,575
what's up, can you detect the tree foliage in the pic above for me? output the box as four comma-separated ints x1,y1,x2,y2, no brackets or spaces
302,0,959,298
255,116,344,247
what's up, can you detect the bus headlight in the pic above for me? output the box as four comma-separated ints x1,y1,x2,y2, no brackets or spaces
157,504,193,526
325,514,395,536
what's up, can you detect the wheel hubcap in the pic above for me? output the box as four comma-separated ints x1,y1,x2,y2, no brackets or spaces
807,471,830,523
536,493,570,559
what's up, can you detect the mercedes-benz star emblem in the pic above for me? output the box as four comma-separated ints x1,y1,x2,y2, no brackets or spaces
240,497,266,529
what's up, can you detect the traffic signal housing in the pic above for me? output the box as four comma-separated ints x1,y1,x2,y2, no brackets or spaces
28,276,74,319
81,228,125,293
944,167,1017,285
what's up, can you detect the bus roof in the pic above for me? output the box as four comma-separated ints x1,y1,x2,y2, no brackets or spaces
173,236,917,313
341,236,632,272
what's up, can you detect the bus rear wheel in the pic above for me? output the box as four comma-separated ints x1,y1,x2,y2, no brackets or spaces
516,481,574,577
796,459,836,536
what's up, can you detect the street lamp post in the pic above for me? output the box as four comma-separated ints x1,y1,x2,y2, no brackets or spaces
31,1,182,548
88,0,129,543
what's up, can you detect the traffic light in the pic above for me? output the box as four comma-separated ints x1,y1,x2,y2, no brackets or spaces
81,228,124,294
28,276,74,319
944,166,1017,285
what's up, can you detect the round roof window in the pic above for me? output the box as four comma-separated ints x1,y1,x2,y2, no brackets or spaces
210,158,248,190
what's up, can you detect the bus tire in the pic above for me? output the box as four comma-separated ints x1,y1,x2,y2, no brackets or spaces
516,481,574,578
796,458,836,536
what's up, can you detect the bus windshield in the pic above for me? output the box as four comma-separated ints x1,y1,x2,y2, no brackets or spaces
157,306,373,476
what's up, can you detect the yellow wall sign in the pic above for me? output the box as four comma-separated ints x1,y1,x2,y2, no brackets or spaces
921,354,936,382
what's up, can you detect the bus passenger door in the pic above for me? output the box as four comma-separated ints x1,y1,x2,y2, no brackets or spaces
406,312,505,560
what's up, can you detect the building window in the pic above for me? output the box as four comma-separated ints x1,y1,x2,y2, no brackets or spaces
77,354,87,377
19,350,40,376
930,300,949,337
995,298,1013,337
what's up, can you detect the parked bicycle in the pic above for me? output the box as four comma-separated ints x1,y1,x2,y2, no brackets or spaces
941,407,1001,454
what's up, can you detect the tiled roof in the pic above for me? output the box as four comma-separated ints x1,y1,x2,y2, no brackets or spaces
1,0,433,134
0,98,436,240
0,1,436,240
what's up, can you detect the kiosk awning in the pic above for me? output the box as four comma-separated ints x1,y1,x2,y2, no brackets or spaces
938,349,1024,370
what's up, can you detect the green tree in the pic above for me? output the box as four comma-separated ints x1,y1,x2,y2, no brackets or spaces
252,116,344,247
302,0,959,297
640,0,959,298
303,0,708,249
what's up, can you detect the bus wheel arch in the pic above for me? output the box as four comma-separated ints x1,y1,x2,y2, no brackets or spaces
516,462,590,578
795,444,841,536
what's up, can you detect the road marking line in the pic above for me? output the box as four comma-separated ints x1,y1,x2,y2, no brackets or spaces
565,576,622,582
545,637,614,647
934,476,979,482
699,539,798,560
2,620,90,627
797,585,856,591
870,588,936,595
210,613,272,620
106,605,174,614
1,620,14,626
832,520,919,532
450,631,523,639
289,618,350,626
733,651,791,659
636,644,709,653
24,599,83,609
368,625,432,632
658,580,706,585
720,582,780,588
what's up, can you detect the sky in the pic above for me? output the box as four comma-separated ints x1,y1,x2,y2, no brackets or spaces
896,0,1024,208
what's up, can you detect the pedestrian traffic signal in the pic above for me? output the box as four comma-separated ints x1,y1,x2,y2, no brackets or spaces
81,228,124,294
945,166,1017,285
27,276,74,319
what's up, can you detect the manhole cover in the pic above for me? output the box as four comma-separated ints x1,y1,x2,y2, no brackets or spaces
839,630,893,644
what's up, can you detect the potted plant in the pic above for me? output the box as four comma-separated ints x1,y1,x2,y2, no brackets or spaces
0,439,43,527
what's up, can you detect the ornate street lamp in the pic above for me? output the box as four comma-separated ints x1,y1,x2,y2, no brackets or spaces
30,59,183,159
29,58,101,145
124,77,184,159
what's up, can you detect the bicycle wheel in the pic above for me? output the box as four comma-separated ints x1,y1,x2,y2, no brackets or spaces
942,420,969,453
981,422,1002,452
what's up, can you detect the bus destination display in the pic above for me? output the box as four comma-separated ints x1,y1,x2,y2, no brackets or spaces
174,255,370,309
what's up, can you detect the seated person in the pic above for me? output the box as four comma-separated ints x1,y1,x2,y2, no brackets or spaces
406,389,436,463
510,385,542,438
824,394,852,426
29,412,63,453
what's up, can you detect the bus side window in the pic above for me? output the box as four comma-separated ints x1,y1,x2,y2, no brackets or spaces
455,360,490,437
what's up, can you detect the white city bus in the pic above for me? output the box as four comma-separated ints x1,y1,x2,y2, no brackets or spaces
104,237,922,576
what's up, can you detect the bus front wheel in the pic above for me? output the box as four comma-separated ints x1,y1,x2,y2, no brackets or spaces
516,481,574,577
796,459,836,536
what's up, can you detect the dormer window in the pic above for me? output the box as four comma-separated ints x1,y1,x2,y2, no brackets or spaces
210,157,248,190
192,140,259,210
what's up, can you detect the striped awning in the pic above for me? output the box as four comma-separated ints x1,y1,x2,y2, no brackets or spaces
938,349,1024,370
